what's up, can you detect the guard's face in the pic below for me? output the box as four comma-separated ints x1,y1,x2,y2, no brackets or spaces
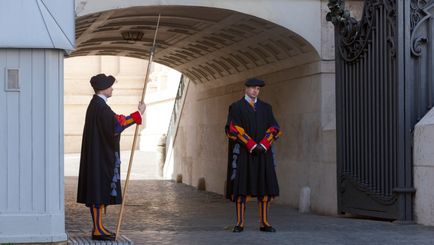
101,86,113,98
245,86,260,99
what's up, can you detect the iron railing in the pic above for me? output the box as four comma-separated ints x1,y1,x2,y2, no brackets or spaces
164,75,190,162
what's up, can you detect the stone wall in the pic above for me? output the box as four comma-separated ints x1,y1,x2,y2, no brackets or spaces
414,107,434,225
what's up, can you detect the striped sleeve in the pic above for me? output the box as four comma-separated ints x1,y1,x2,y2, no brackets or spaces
226,121,257,152
225,103,257,152
114,111,142,134
259,126,282,151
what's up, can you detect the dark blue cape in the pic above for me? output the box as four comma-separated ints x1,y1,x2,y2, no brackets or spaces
77,95,122,206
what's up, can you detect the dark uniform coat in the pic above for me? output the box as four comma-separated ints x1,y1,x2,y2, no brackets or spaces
77,95,141,206
225,98,281,200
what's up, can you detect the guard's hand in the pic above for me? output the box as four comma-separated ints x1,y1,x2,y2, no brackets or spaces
251,145,262,155
252,145,267,156
256,144,267,154
138,102,146,115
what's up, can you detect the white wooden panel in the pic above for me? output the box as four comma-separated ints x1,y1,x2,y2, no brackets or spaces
0,48,66,242
58,51,65,212
45,50,61,212
31,50,46,212
6,49,19,212
19,50,32,211
0,213,66,243
0,50,7,210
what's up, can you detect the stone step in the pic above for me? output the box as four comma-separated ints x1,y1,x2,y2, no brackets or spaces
67,233,133,245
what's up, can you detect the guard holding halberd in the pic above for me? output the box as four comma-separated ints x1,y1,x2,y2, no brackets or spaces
77,73,146,241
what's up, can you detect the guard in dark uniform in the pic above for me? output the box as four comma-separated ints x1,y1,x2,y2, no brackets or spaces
77,73,146,241
225,78,282,232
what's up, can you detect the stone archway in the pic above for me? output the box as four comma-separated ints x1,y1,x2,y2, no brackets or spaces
71,3,338,217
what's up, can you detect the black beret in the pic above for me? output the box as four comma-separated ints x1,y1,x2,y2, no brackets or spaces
90,73,115,91
244,78,265,87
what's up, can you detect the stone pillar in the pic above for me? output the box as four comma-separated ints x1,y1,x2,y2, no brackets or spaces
0,49,67,243
414,107,434,226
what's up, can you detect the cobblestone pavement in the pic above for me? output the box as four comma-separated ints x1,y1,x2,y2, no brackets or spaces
65,177,434,245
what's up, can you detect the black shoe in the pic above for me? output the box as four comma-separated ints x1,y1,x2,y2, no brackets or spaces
92,234,116,241
232,225,244,232
260,226,276,232
105,229,116,237
92,228,116,238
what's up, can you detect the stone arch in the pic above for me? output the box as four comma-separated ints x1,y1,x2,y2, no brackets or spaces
71,3,337,215
75,0,322,53
72,5,320,85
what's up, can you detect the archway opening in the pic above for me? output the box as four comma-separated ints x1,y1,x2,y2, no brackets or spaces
65,4,328,240
69,3,320,192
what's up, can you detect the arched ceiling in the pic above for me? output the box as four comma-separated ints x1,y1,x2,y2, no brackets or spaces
71,6,318,84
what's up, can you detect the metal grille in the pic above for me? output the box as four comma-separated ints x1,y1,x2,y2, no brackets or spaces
67,233,134,244
410,0,434,128
338,0,400,219
328,0,424,221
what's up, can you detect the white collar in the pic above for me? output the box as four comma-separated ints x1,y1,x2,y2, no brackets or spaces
244,94,257,104
97,94,107,102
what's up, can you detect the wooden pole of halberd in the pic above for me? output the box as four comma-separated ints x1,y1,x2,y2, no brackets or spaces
115,14,161,240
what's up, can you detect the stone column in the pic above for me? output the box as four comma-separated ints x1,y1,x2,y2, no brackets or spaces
414,107,434,226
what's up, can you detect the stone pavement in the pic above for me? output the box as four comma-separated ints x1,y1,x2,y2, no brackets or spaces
65,177,434,245
65,151,434,245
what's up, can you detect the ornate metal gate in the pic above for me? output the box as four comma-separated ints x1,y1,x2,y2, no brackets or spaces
328,0,434,221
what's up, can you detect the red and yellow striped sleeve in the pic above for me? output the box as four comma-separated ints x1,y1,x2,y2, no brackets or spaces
259,126,282,151
114,111,142,134
226,122,257,152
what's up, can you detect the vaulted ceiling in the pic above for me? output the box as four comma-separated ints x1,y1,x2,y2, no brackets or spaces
71,6,317,83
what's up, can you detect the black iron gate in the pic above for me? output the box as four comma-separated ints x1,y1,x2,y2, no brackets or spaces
328,0,434,221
